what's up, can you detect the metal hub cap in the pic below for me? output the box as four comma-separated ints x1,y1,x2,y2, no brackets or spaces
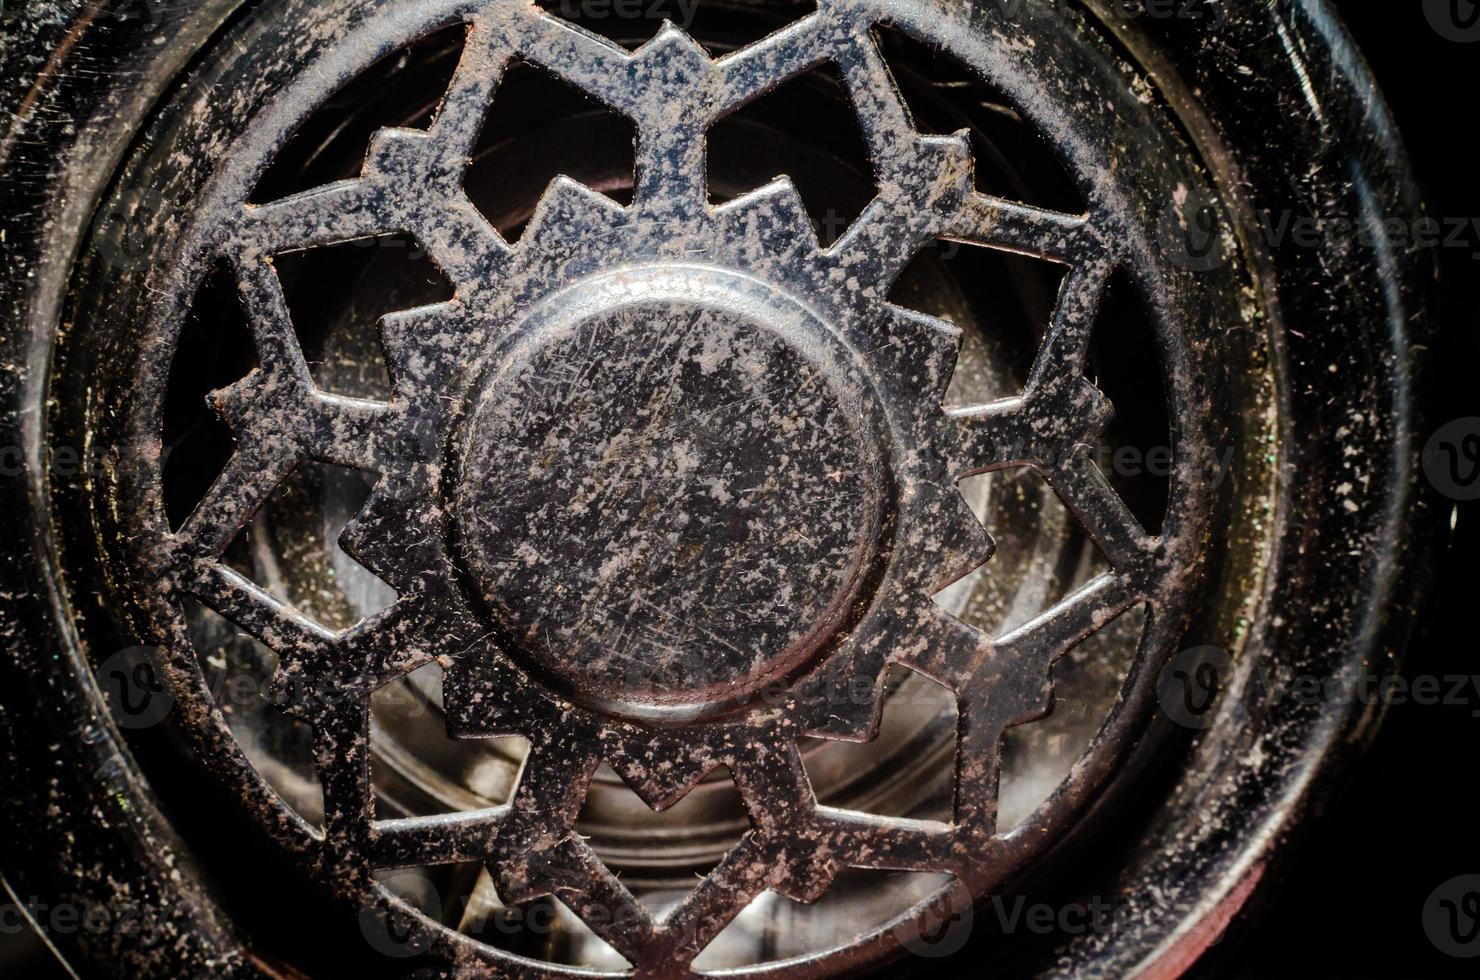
453,267,890,718
87,0,1234,973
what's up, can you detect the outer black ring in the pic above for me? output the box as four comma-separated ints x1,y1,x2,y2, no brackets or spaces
0,2,1439,977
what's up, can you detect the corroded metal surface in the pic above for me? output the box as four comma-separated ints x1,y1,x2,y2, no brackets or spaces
453,269,889,717
9,0,1440,976
127,3,1181,972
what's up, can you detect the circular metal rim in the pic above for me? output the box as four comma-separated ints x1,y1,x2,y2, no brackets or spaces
68,1,1230,973
0,1,1439,977
446,264,895,723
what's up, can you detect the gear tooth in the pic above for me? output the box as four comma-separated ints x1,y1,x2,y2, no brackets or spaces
362,127,434,181
941,482,997,584
861,305,962,409
890,600,990,693
491,870,546,907
492,839,586,906
207,373,267,431
632,20,715,70
263,659,315,720
604,746,719,811
1076,376,1115,437
713,177,821,256
442,652,540,738
903,480,995,594
795,657,888,742
380,301,466,393
337,481,429,594
521,175,627,250
912,132,975,210
773,851,843,904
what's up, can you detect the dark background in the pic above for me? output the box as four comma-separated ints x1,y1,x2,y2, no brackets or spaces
1,2,1475,977
1226,2,1480,976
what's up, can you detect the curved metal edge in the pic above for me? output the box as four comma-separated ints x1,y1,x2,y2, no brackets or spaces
0,2,267,977
1046,1,1442,976
0,1,1443,977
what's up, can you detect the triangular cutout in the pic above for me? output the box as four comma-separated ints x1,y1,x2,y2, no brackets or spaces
541,895,634,970
368,863,489,958
804,665,955,822
871,23,1082,211
934,466,1110,637
575,762,748,878
221,461,397,633
1089,270,1172,536
465,59,638,241
162,260,257,532
708,63,875,245
457,867,634,970
251,24,467,203
274,233,454,400
998,602,1148,831
370,662,530,819
184,598,324,829
692,870,953,970
887,240,1068,410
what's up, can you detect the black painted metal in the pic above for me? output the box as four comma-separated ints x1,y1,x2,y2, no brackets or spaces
0,1,1436,977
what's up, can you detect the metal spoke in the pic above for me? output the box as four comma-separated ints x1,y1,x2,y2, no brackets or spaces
1043,449,1156,567
134,4,1206,974
173,443,299,559
946,194,1097,263
370,811,507,869
825,135,974,295
658,834,776,969
426,19,510,163
234,180,405,255
517,7,643,115
833,31,916,175
314,697,374,849
715,11,834,108
813,809,957,871
181,562,337,651
1030,257,1114,386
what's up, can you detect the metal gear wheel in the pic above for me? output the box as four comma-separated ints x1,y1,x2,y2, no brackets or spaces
129,3,1205,971
6,0,1433,977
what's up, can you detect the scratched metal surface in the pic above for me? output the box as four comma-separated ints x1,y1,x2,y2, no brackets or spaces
1,1,1435,977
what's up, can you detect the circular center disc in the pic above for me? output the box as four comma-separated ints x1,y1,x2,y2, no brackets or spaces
455,270,885,718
